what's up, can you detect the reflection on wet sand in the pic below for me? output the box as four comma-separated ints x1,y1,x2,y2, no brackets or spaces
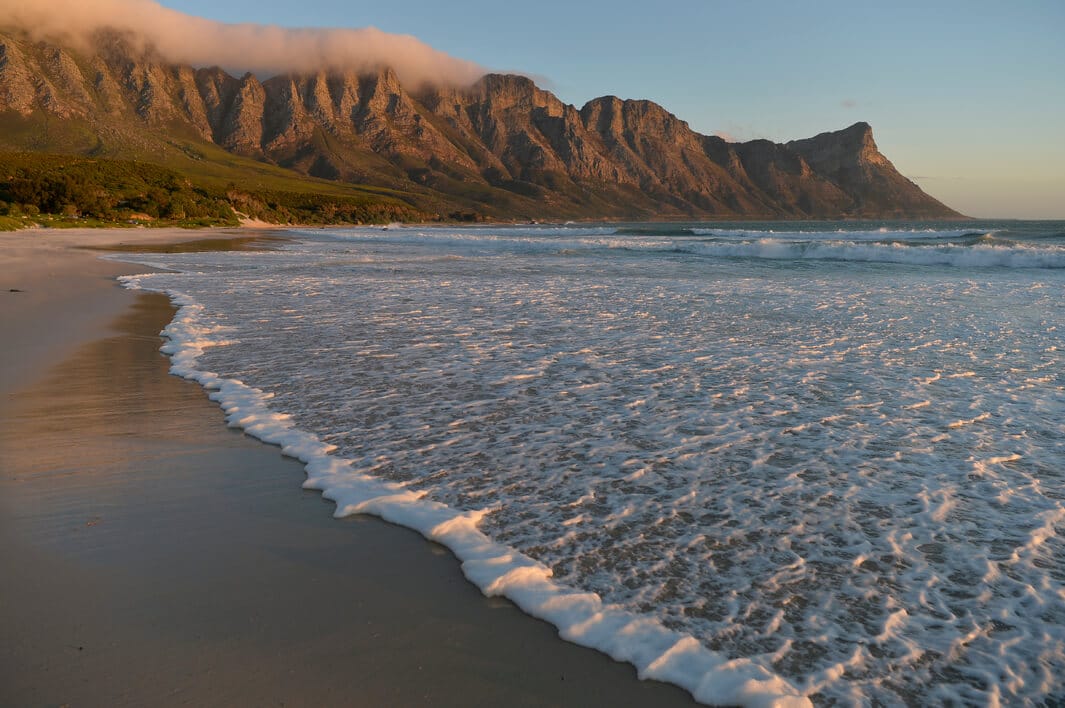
0,291,695,707
82,233,288,254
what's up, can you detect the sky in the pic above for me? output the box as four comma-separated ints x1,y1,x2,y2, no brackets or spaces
138,1,1065,218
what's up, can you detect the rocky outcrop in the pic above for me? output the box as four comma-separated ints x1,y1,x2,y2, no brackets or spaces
0,37,37,115
0,28,963,219
220,73,267,155
786,122,950,218
580,96,763,213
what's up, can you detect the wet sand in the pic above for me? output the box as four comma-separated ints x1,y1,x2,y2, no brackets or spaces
0,229,697,707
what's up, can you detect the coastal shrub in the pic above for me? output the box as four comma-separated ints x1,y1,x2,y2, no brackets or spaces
0,153,238,225
0,151,433,228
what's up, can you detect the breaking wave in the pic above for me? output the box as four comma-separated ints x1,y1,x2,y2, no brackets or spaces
322,226,1065,269
678,239,1065,268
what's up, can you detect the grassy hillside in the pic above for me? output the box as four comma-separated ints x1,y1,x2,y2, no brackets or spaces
0,150,440,229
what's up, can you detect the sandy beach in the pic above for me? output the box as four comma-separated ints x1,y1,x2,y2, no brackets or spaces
0,228,696,707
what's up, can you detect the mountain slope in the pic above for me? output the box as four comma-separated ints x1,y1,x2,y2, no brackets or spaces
0,28,963,220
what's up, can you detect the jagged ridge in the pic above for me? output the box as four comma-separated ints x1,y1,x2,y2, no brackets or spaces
0,28,962,219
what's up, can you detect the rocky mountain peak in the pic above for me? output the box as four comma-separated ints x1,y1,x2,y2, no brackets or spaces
787,121,888,171
474,73,554,111
786,122,949,217
836,122,884,165
0,27,963,220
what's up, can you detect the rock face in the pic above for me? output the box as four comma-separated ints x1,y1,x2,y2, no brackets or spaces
0,28,963,219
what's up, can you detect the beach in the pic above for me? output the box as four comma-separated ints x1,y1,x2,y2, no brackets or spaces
0,228,696,707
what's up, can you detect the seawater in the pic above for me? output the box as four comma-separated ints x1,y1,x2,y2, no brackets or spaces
115,220,1065,706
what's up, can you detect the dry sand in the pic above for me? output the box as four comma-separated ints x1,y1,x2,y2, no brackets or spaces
0,228,697,707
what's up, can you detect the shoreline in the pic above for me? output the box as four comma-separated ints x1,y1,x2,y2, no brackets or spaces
3,212,981,239
0,228,697,706
0,227,272,391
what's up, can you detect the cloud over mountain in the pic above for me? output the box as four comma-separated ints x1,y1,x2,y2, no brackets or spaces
0,0,486,86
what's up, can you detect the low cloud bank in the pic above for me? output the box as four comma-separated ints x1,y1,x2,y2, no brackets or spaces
0,0,487,86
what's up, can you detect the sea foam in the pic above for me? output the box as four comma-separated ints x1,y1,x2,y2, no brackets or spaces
326,225,1065,268
109,221,1065,705
118,272,810,707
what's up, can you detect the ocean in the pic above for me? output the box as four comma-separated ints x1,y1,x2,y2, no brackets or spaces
115,220,1065,705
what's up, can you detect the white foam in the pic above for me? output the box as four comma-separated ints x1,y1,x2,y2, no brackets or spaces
689,227,985,241
110,222,1065,705
294,226,1065,269
117,271,811,707
682,239,1065,268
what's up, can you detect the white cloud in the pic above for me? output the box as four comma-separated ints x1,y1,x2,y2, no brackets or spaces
0,0,486,86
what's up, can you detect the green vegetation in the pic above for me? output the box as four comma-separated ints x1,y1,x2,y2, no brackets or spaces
0,151,433,230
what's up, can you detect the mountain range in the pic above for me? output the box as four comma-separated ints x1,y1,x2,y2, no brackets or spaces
0,27,962,220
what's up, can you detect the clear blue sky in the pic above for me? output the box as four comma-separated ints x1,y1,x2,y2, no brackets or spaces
165,0,1064,219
